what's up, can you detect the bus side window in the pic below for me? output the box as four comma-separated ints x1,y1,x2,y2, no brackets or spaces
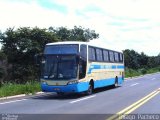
109,51,114,62
119,53,123,62
103,50,109,62
114,52,119,62
96,48,103,61
89,47,96,61
80,44,87,59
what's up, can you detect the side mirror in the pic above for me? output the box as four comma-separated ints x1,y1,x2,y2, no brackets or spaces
76,55,80,64
34,54,43,66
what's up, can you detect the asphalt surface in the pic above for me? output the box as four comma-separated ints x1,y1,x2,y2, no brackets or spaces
0,73,160,120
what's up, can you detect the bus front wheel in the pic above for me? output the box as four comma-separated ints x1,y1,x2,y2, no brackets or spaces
86,82,94,95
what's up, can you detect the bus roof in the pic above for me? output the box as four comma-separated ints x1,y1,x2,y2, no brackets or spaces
46,41,123,53
46,41,88,46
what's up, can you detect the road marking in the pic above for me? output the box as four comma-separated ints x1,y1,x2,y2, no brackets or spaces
70,95,96,104
106,89,160,120
136,76,143,79
151,78,156,80
125,92,159,114
0,94,26,100
0,99,27,105
130,83,139,87
125,76,144,82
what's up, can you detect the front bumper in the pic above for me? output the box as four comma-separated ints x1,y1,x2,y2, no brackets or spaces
41,82,89,93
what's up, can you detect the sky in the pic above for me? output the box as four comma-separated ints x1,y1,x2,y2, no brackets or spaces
0,0,160,56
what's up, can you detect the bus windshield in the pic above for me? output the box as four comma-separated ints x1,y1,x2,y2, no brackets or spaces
41,55,78,80
44,44,78,54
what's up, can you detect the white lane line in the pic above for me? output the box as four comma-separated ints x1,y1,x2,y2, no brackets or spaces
0,94,26,100
0,99,27,105
125,76,144,82
130,83,139,87
70,95,96,104
151,78,156,80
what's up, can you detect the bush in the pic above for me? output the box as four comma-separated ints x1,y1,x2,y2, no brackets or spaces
141,68,147,75
125,66,160,78
125,68,141,78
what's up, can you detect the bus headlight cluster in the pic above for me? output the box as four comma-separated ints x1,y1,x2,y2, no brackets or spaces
67,80,78,85
42,81,47,85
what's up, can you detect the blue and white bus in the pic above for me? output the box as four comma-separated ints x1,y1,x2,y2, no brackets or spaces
40,41,124,95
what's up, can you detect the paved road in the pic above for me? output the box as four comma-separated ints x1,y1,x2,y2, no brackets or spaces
0,73,160,120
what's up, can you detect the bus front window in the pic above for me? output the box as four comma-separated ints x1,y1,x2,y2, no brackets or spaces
41,55,78,80
79,58,86,79
56,56,78,79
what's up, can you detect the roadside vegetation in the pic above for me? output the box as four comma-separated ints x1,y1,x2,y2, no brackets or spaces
125,66,160,78
124,49,160,78
0,81,40,97
0,26,160,97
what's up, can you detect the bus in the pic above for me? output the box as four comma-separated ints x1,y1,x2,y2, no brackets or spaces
40,41,124,95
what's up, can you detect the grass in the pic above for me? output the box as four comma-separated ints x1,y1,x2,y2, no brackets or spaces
125,66,160,78
125,69,142,78
146,67,160,74
0,81,41,97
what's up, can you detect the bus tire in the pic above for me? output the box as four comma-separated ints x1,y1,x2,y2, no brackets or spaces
114,77,118,88
86,81,94,95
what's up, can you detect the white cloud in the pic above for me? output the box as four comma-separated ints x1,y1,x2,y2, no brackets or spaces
0,0,160,56
0,0,71,31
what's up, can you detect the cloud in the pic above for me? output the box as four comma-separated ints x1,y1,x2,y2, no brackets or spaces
0,0,160,56
36,0,68,14
0,0,68,30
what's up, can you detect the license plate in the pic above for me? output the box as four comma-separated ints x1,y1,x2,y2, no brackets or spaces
54,88,60,91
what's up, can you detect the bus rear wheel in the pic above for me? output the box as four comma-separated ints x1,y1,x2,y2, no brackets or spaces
114,77,118,88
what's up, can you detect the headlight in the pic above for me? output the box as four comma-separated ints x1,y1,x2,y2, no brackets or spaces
67,80,78,85
42,81,47,85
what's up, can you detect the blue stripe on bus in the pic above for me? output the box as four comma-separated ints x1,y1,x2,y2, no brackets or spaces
112,65,116,69
117,65,125,69
87,65,124,74
94,77,123,88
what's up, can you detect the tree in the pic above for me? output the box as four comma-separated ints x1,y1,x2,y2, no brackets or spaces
0,50,7,85
0,27,59,83
123,49,141,69
123,49,160,70
49,27,70,41
147,57,156,68
139,52,148,68
0,26,99,83
49,26,99,42
70,26,99,41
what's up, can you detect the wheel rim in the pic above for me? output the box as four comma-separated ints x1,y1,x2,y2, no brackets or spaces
115,81,118,87
87,85,92,95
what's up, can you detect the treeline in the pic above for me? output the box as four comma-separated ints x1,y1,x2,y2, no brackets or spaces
123,49,160,77
0,26,99,85
0,26,159,84
123,49,160,69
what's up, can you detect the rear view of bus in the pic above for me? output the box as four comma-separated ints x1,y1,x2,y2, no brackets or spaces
40,41,124,95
